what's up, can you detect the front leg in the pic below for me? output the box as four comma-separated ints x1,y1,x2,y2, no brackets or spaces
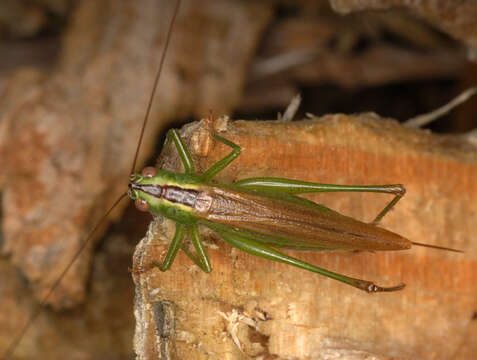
201,134,241,182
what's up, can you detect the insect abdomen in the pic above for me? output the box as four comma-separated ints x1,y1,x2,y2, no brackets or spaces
195,186,411,251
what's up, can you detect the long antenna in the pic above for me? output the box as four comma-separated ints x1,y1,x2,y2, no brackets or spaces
2,1,182,358
1,193,127,360
130,0,181,175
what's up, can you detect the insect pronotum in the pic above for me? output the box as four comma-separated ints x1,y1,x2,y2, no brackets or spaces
2,0,463,358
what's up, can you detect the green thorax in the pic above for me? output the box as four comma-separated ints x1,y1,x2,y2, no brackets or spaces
128,169,204,224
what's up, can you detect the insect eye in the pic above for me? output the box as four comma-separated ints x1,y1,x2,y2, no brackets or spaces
135,198,150,212
141,166,157,178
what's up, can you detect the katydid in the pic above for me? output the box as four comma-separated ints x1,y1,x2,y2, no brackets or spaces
1,0,462,358
129,125,460,294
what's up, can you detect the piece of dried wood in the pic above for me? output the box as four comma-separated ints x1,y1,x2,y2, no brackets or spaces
133,115,477,360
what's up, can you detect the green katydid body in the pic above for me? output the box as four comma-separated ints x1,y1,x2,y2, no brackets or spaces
127,129,416,293
130,169,410,252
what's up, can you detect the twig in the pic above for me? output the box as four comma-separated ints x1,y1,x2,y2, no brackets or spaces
404,87,477,128
280,93,302,122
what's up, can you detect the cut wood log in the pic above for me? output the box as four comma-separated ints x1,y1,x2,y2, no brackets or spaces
133,115,477,360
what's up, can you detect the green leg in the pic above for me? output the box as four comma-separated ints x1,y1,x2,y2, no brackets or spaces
218,227,405,293
166,129,195,174
151,223,186,271
180,224,212,273
201,134,241,182
233,177,405,224
190,223,212,272
151,223,212,272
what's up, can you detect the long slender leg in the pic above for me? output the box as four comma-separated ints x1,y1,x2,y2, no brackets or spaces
201,134,241,182
180,245,204,269
188,223,212,272
166,129,195,173
151,223,186,271
151,222,212,272
181,244,213,273
218,228,405,293
233,177,405,224
176,224,212,272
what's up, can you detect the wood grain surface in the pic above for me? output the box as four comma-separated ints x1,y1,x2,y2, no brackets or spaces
133,116,477,360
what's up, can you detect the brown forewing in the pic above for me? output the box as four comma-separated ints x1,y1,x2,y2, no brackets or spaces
193,185,411,251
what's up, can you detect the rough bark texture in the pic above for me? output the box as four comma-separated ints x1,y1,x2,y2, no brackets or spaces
133,116,477,360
